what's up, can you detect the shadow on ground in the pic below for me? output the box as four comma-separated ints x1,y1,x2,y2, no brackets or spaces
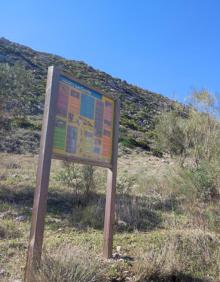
0,184,179,232
141,273,208,282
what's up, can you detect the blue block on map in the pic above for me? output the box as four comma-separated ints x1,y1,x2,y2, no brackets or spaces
80,95,95,119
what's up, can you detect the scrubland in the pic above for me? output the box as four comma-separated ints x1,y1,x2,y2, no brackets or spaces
1,146,220,282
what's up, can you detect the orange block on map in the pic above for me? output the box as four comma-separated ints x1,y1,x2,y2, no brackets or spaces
69,95,80,114
102,136,111,157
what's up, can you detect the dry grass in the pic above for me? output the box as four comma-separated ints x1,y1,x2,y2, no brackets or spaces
1,152,220,281
0,219,22,239
134,229,220,282
32,245,105,282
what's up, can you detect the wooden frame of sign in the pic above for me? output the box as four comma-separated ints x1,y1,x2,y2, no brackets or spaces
24,66,120,281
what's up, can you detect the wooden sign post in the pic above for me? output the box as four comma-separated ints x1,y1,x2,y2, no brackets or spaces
25,66,120,281
103,98,120,258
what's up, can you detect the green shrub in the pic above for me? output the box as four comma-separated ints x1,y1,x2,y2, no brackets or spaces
155,91,220,167
55,162,95,197
117,174,136,195
0,63,40,119
154,91,220,201
191,161,220,200
120,136,139,148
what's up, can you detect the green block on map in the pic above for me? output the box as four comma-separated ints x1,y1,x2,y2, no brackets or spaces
53,128,66,150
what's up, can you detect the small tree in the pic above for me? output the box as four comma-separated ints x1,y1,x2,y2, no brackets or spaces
56,162,83,195
154,90,220,199
155,111,188,162
56,162,95,202
82,165,95,196
155,90,220,167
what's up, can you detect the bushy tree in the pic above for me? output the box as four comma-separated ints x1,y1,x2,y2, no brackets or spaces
155,90,220,200
56,162,95,198
155,90,220,167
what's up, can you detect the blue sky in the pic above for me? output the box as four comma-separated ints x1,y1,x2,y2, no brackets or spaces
0,0,219,103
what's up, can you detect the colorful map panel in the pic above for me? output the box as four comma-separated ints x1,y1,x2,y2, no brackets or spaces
52,75,114,165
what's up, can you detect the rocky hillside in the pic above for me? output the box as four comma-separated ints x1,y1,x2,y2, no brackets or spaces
0,37,183,153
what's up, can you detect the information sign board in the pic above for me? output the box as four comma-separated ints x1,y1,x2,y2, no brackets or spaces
25,67,119,282
52,75,115,166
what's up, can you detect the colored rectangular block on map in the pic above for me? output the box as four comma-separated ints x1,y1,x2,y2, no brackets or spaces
53,119,66,150
80,94,95,120
66,126,77,153
56,82,69,117
95,100,104,137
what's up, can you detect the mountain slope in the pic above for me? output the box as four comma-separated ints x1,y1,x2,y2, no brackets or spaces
0,37,182,153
